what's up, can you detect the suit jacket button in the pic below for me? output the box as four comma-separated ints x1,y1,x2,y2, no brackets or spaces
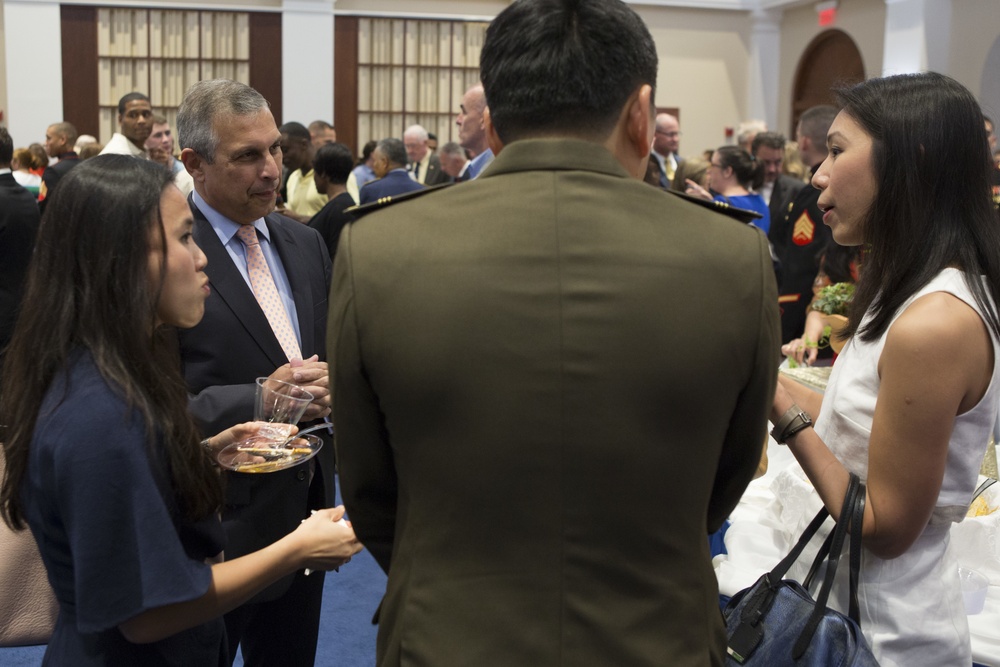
296,470,307,481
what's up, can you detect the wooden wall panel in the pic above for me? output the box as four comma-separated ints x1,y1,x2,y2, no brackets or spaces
334,16,359,156
61,6,100,138
249,12,282,123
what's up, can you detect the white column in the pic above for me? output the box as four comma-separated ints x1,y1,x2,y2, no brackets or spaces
746,8,782,133
3,0,63,147
281,0,335,125
882,0,952,75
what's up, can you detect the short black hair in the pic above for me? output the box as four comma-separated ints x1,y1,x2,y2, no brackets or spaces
313,142,354,185
118,92,150,115
376,138,408,169
0,127,13,166
751,131,787,154
279,121,311,142
480,0,657,143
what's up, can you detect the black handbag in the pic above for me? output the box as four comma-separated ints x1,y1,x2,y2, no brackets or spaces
722,473,879,665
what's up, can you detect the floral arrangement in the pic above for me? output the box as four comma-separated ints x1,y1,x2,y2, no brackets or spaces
810,282,855,317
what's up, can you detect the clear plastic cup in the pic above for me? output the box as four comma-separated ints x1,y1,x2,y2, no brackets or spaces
959,566,989,615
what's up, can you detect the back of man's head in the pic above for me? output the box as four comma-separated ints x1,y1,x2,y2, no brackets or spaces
0,127,13,167
313,142,354,185
798,105,838,164
481,0,657,144
177,79,269,163
377,138,409,170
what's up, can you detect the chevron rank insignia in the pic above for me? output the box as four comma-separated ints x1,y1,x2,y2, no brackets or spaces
792,212,815,246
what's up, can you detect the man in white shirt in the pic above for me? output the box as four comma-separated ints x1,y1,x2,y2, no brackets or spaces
99,93,152,158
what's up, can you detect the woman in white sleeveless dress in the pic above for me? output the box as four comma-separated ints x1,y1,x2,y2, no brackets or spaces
772,72,1000,666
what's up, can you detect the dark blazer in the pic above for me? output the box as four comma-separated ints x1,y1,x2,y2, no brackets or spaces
360,169,425,205
308,191,355,261
768,173,806,228
0,173,40,360
41,152,80,198
422,153,451,186
669,154,688,191
331,138,780,666
176,200,333,599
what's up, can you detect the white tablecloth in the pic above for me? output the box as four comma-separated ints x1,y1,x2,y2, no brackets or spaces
714,440,1000,666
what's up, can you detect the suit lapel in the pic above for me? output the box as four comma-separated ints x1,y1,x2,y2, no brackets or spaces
266,214,316,356
189,201,289,368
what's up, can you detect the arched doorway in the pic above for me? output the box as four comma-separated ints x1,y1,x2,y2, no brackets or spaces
790,30,865,136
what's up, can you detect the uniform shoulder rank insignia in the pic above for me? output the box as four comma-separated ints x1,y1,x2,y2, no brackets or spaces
345,182,451,218
792,211,815,246
666,190,763,225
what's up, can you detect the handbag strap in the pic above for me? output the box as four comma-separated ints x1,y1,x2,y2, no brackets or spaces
800,477,867,625
768,504,830,583
802,524,835,591
791,473,861,659
848,478,866,622
735,505,830,630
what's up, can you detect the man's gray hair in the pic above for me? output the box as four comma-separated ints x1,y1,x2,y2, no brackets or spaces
403,124,428,142
177,79,269,163
377,137,409,168
439,141,465,158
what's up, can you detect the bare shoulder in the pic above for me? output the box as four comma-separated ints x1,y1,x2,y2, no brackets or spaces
881,291,992,401
889,291,988,352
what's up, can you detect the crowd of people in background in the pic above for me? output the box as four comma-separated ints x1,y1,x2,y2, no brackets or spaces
3,0,1000,665
11,82,997,353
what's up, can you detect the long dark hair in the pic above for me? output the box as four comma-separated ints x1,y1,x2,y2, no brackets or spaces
837,72,1000,342
715,145,765,191
1,155,222,529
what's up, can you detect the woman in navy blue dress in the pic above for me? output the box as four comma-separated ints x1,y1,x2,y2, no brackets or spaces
0,155,361,666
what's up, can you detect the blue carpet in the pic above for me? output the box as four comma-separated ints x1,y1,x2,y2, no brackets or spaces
0,476,387,667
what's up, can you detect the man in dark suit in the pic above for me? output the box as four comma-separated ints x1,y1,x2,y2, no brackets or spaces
403,124,449,186
330,1,780,664
359,138,425,205
0,127,40,368
41,121,80,205
651,112,686,191
751,131,805,228
175,79,338,667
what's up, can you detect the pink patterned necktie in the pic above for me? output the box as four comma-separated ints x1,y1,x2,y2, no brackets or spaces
235,224,302,361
